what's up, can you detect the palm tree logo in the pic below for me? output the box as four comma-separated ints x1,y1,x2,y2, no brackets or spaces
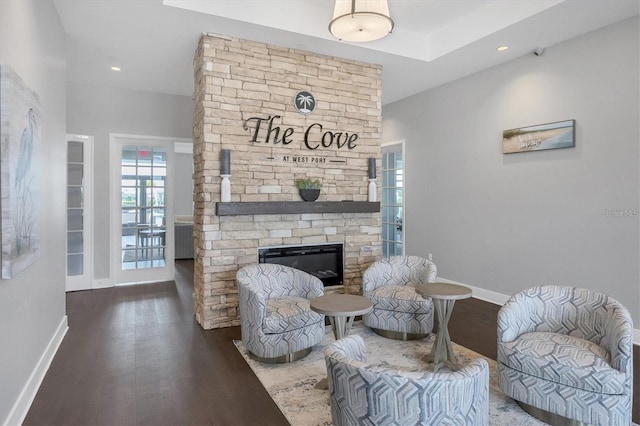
294,91,316,115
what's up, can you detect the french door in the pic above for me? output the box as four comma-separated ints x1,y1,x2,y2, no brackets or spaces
110,135,175,285
66,134,93,291
381,142,404,257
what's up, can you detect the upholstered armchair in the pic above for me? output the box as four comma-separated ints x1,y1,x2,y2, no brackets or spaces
325,335,489,426
362,256,437,339
236,263,325,363
497,285,633,425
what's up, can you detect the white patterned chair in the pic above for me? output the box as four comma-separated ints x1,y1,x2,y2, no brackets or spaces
236,263,325,363
497,285,633,425
362,256,437,340
325,335,489,425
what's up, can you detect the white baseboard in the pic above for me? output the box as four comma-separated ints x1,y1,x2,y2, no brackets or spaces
437,276,640,346
436,277,510,305
3,315,68,426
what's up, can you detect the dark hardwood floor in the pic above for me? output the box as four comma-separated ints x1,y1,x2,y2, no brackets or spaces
25,260,638,425
24,260,288,426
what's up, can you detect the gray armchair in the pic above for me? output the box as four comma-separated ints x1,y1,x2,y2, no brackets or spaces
325,335,489,425
236,263,325,363
362,256,437,339
497,285,633,425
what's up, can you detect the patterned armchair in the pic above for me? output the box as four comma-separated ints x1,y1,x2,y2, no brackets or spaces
363,256,437,339
497,286,633,425
236,263,325,363
325,335,489,426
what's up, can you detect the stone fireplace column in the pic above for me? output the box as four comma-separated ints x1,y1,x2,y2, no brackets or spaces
192,33,382,330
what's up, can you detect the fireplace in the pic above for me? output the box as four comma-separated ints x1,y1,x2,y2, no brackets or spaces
258,243,344,287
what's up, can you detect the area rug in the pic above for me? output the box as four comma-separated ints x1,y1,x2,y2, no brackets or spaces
234,323,545,426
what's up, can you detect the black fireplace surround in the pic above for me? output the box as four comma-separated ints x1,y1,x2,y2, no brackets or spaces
258,243,344,287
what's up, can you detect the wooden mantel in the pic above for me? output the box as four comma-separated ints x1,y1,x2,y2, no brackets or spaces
215,201,380,216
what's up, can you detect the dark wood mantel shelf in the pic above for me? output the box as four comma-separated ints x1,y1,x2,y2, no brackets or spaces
215,201,380,216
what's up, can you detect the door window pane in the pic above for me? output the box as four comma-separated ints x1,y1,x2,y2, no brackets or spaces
68,164,83,186
67,141,83,163
67,231,83,254
67,187,83,208
67,254,83,276
67,209,83,231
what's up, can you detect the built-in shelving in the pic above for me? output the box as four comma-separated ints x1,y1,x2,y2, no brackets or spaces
215,201,380,216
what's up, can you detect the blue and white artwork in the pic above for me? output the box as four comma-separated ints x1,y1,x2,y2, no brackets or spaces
0,65,42,279
502,119,575,154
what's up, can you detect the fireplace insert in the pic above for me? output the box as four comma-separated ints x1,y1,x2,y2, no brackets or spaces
258,243,344,287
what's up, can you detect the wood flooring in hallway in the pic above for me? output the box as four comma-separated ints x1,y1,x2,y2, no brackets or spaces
24,261,287,425
24,260,639,425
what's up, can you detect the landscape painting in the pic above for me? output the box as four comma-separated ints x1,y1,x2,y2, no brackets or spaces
502,119,575,154
0,65,42,279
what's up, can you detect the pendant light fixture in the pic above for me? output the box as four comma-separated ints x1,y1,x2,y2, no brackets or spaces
329,0,394,43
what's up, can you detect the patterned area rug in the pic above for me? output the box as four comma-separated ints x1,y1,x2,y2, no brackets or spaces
234,323,545,426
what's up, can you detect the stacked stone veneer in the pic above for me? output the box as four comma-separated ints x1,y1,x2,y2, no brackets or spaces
193,33,382,329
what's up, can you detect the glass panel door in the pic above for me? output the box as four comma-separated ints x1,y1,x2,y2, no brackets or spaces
120,146,167,270
382,143,404,257
66,135,93,291
111,136,174,286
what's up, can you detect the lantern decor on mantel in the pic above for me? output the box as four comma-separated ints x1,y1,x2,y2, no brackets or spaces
368,157,376,202
220,149,231,202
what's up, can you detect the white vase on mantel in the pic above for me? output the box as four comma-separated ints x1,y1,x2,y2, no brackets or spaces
368,179,377,202
221,174,231,202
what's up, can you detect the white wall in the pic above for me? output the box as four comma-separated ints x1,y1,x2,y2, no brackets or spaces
382,17,640,324
0,1,68,424
66,83,193,280
174,152,194,216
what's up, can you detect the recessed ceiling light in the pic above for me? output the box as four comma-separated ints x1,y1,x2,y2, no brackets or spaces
110,66,121,71
497,46,509,52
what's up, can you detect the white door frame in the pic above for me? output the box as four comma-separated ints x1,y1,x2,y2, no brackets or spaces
109,133,188,285
66,134,94,291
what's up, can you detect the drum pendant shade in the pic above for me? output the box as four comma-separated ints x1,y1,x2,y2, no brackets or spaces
329,0,394,42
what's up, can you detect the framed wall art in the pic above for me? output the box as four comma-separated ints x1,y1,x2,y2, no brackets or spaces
1,64,42,279
502,119,575,154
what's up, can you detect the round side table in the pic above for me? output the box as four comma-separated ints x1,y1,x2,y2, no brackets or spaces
310,293,373,340
310,293,373,389
415,282,472,370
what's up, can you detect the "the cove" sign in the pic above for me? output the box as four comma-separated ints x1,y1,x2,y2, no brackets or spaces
244,115,359,151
